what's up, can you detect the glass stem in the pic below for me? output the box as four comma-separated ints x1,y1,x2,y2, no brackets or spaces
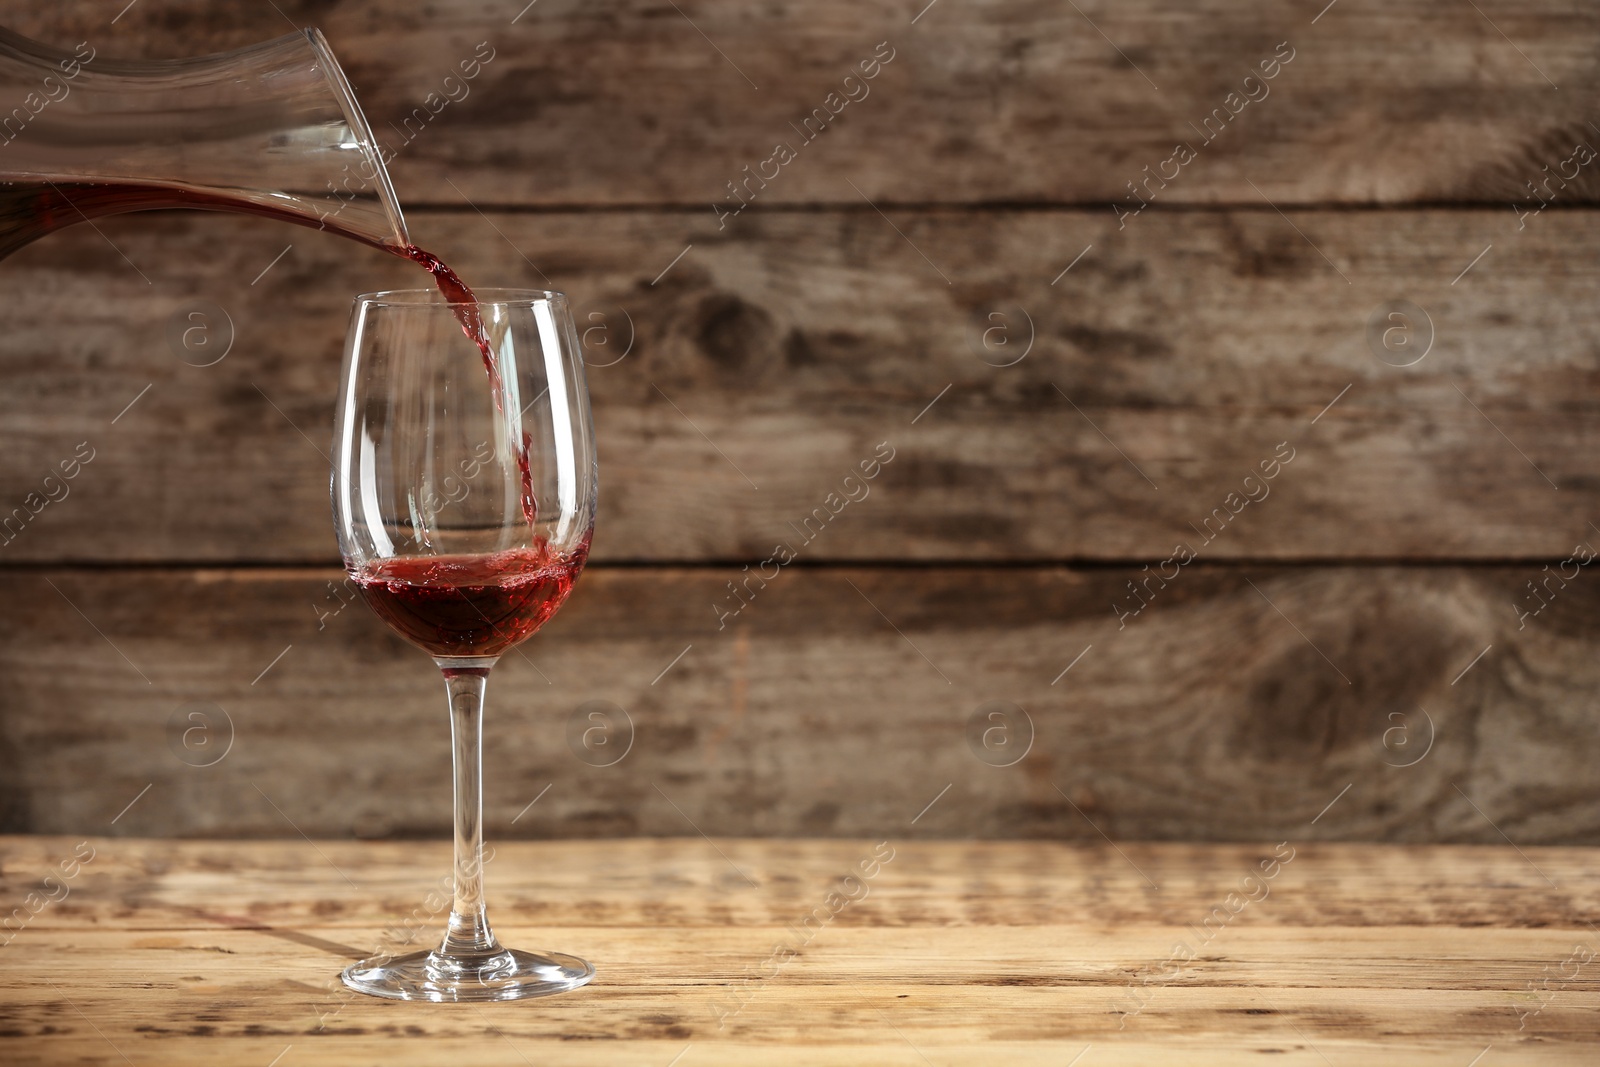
439,664,499,957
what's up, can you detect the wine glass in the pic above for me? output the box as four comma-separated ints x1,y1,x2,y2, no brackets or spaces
331,288,597,1001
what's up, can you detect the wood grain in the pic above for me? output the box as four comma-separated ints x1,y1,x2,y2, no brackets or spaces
3,564,1597,842
9,1,1600,208
1,837,1596,1065
2,2,1598,847
0,206,1595,563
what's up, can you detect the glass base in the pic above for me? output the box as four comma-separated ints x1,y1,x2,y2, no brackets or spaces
341,946,594,1002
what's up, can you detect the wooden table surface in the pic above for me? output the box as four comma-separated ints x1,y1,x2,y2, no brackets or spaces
1,836,1597,1065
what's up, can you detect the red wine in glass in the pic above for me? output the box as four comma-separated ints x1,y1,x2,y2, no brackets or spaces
353,536,590,658
332,284,598,1003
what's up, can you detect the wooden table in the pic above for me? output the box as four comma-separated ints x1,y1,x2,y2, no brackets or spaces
2,836,1597,1065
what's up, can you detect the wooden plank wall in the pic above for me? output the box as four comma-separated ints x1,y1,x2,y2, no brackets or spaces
2,0,1599,842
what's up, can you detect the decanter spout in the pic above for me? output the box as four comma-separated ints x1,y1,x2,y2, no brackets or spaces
0,26,407,259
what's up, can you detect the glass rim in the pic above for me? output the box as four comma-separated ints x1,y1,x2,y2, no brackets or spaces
354,287,568,309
